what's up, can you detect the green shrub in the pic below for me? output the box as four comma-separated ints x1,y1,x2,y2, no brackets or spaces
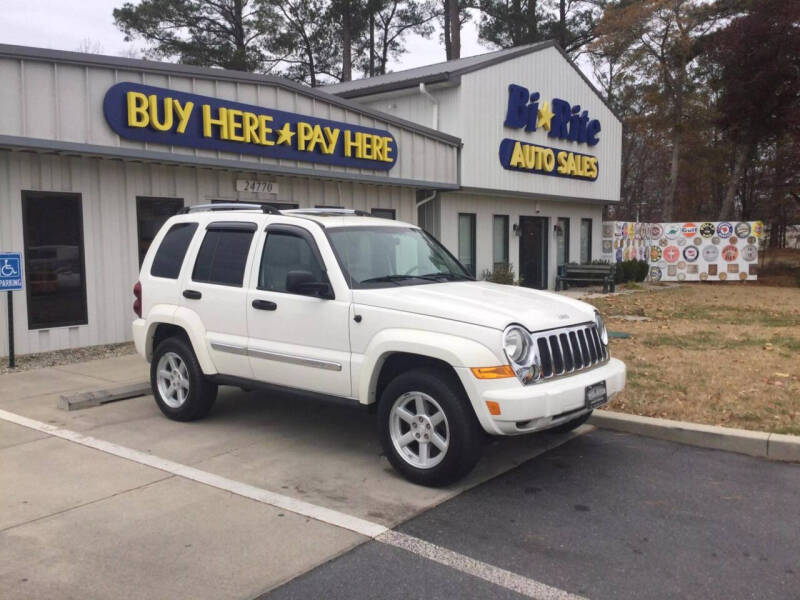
614,259,648,284
481,263,518,285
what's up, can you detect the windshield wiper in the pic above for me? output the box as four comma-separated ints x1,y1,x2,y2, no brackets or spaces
359,274,416,284
417,272,472,281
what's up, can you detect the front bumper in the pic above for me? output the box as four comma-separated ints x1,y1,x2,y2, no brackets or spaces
457,357,626,435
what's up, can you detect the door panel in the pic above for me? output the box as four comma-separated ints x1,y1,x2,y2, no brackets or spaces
519,216,549,290
246,226,352,397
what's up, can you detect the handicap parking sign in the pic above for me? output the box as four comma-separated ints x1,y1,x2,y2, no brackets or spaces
0,253,23,291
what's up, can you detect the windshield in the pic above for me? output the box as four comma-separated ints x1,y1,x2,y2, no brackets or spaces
327,226,473,288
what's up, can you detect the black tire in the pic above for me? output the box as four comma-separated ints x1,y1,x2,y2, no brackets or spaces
548,410,592,434
150,336,217,422
378,367,483,487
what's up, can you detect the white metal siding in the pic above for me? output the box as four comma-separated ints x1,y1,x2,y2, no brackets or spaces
439,191,605,289
0,56,458,187
0,150,416,356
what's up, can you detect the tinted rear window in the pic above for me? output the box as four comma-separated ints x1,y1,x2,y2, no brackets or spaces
192,229,254,286
150,222,198,279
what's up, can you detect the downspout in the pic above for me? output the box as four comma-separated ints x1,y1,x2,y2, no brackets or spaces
418,82,439,130
416,189,437,209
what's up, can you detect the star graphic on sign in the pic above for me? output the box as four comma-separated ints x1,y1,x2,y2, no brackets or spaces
276,122,295,145
537,101,555,131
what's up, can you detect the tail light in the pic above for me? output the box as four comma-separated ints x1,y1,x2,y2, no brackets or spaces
133,281,142,318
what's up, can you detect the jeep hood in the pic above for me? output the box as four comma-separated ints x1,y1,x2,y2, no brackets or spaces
352,281,597,332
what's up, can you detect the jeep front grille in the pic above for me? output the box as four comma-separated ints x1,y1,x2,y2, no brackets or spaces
534,323,608,379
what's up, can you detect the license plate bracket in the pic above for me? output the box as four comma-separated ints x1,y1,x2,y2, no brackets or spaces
585,381,608,409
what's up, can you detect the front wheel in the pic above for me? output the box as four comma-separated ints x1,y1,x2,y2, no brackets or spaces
378,368,483,487
151,336,217,421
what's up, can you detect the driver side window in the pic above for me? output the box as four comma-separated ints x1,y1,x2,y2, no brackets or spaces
258,231,325,293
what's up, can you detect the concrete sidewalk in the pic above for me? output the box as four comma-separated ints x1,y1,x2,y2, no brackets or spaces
0,354,581,599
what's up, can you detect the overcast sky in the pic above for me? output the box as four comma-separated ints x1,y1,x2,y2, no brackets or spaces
0,0,489,76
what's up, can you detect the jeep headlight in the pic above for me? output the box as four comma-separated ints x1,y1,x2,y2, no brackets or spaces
594,311,609,345
502,325,540,385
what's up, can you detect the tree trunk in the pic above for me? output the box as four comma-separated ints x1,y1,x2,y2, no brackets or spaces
232,0,247,70
369,12,376,76
718,141,749,220
342,0,352,81
664,129,680,222
449,0,460,59
559,0,567,49
443,0,452,59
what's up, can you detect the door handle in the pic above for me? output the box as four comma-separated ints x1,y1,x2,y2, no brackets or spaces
183,290,202,300
252,299,277,311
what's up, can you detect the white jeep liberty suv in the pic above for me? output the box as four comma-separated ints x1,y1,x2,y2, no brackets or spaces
133,204,625,486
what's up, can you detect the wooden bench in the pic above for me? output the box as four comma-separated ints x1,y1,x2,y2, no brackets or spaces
556,264,616,293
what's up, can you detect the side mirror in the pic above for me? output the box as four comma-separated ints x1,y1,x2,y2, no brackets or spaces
285,270,334,299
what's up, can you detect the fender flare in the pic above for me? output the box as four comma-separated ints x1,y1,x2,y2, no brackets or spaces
144,305,217,375
358,328,499,405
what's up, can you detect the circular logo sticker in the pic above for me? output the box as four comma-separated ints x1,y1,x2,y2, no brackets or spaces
703,245,719,262
650,224,663,239
739,272,748,281
711,236,721,245
650,246,662,262
677,237,687,247
721,245,739,262
734,222,750,237
693,237,703,246
677,260,686,270
665,225,680,240
699,222,715,238
616,248,623,262
752,221,764,238
659,238,668,247
677,272,686,281
747,236,757,245
682,223,697,237
719,272,728,281
649,266,662,281
658,260,667,269
683,246,699,262
730,236,738,246
663,245,680,263
700,272,708,281
717,222,733,238
741,245,758,261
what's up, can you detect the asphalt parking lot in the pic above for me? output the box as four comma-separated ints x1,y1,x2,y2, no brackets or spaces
2,355,798,599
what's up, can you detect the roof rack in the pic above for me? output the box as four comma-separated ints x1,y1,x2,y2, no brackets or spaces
282,208,371,217
179,202,282,215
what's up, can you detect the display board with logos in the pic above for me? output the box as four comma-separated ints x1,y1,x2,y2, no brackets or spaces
601,221,763,282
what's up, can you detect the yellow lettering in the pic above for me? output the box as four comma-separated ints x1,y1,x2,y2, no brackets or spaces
126,91,149,128
322,127,340,155
172,99,193,134
227,109,245,142
258,115,274,146
241,112,260,144
557,151,568,174
202,105,228,139
542,149,555,172
297,122,314,151
305,124,326,152
566,152,577,175
382,137,394,162
148,94,173,131
510,141,526,168
344,130,365,158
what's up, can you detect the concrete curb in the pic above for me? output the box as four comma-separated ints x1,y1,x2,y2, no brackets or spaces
590,410,800,463
58,382,150,411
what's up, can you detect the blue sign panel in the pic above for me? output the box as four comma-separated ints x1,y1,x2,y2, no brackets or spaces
0,253,23,291
103,82,398,171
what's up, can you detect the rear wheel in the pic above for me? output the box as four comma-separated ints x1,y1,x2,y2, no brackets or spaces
378,368,483,487
548,410,592,434
151,336,217,421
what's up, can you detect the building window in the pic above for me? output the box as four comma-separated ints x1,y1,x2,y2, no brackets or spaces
458,213,476,276
22,191,88,329
150,223,198,279
137,197,184,266
371,208,396,220
581,218,593,264
492,215,509,268
192,224,256,287
556,217,570,268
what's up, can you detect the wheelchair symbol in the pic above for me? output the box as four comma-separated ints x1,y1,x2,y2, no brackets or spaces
0,259,19,278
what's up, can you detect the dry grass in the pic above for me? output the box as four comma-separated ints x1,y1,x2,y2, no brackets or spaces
585,284,800,435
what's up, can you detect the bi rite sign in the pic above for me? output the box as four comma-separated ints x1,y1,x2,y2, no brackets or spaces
499,83,600,182
0,253,23,291
103,83,397,171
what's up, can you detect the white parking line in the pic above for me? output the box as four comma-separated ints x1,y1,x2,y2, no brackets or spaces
0,408,587,600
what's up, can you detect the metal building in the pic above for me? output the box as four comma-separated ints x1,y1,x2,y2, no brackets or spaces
328,41,622,289
0,45,459,356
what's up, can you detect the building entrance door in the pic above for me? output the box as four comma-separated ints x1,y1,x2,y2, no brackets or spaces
519,216,549,289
